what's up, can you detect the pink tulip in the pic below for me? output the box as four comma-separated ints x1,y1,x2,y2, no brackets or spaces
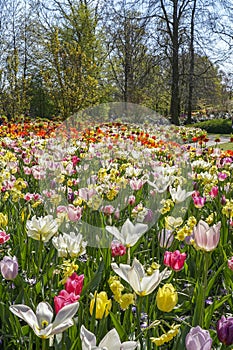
65,273,84,296
164,250,187,271
111,240,127,257
193,220,221,252
54,290,80,314
0,231,10,244
193,195,206,208
228,257,233,271
67,205,82,222
209,186,218,198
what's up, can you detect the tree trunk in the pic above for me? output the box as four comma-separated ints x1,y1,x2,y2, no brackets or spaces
187,0,197,124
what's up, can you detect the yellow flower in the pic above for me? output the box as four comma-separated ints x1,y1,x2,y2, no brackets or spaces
150,324,180,346
160,199,174,215
119,293,134,310
175,224,191,241
0,213,8,227
98,168,107,181
165,216,183,230
187,216,197,228
222,199,233,218
206,213,214,225
106,187,118,200
59,260,79,284
67,179,73,187
109,278,124,296
73,197,83,206
156,283,178,312
90,291,112,319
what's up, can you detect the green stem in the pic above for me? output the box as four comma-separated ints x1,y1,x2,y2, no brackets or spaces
192,251,209,327
41,338,48,350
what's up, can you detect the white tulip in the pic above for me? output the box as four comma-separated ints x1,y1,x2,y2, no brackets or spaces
169,185,193,203
10,301,79,339
106,218,148,248
52,232,87,258
111,258,171,296
26,215,59,242
80,325,138,350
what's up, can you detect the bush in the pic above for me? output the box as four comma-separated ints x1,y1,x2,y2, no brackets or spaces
187,119,232,134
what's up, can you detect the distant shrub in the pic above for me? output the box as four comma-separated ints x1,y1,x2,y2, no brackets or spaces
188,119,232,134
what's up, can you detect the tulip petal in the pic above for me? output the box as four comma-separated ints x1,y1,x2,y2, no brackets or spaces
80,325,97,349
111,262,131,284
106,226,122,242
99,328,121,349
51,319,74,336
9,304,39,330
53,302,79,328
36,302,54,326
121,341,138,350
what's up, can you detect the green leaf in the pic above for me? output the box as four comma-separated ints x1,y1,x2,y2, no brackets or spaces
110,311,127,340
81,259,105,295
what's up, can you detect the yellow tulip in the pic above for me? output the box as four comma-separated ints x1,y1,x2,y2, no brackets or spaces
156,284,178,312
90,291,112,319
0,213,8,227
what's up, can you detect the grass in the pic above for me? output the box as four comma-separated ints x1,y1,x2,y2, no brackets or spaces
216,142,233,151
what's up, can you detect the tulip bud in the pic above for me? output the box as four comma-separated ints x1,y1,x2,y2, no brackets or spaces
0,256,18,280
90,291,112,319
156,283,178,312
217,316,233,346
185,326,212,350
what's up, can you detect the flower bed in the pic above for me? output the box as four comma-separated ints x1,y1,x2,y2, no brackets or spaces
0,120,232,349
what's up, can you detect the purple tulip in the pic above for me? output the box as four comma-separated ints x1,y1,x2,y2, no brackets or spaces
217,316,233,346
185,326,212,350
0,256,18,280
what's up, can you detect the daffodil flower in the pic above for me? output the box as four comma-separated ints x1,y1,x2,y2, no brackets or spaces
80,325,138,350
9,301,79,338
106,218,148,247
111,258,171,296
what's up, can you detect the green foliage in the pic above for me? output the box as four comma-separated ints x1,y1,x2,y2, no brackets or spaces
189,119,232,134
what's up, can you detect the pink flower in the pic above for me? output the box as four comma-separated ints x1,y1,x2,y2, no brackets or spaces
209,186,218,198
65,273,84,295
128,195,136,205
54,290,80,314
228,257,233,271
218,172,228,181
158,229,174,248
193,220,221,252
111,240,127,257
24,193,33,201
0,256,18,280
193,195,206,208
67,205,82,222
102,205,115,215
164,250,187,271
129,178,144,191
0,231,10,244
71,155,80,166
